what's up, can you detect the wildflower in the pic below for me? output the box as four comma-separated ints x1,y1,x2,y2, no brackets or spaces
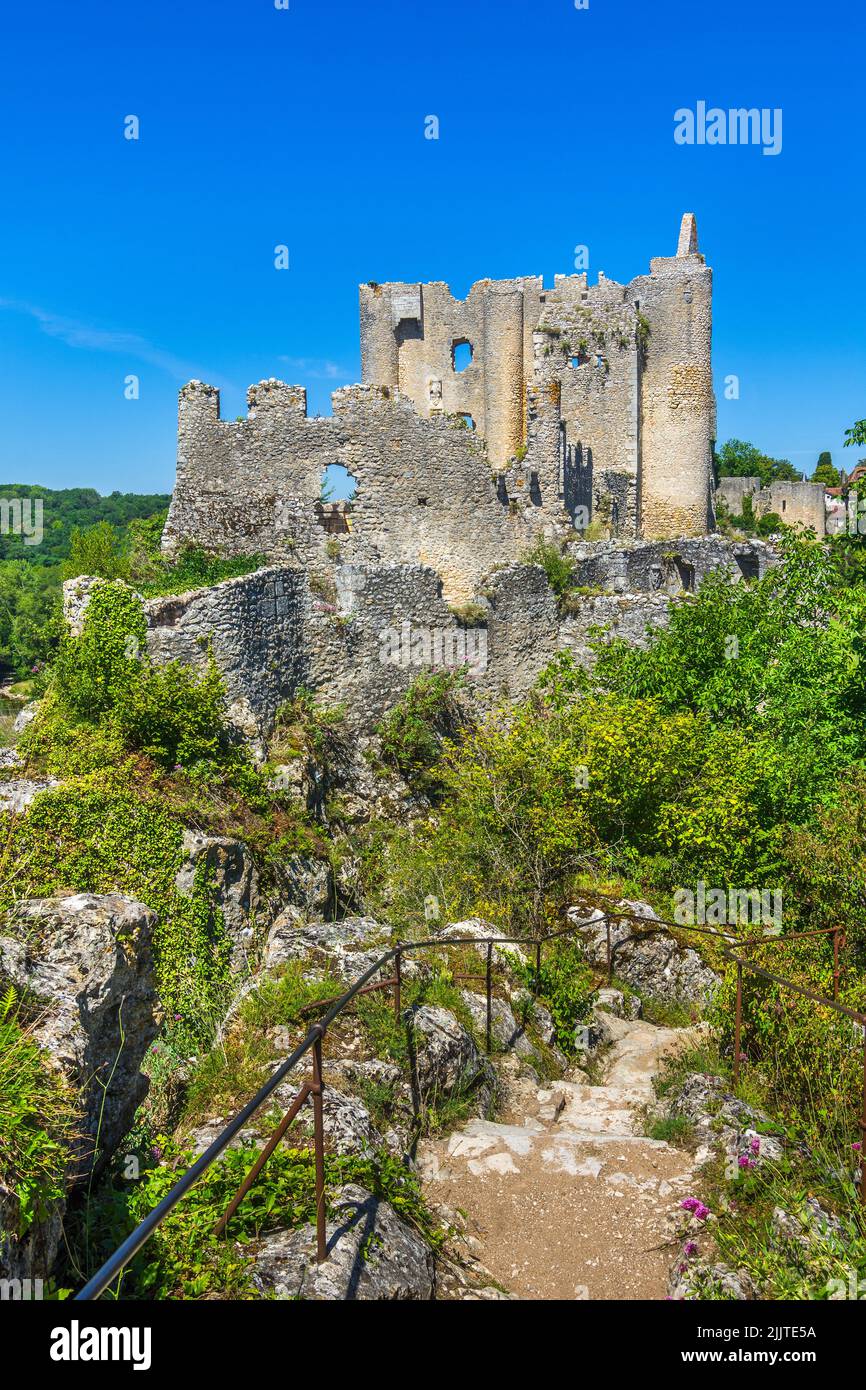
684,1241,698,1257
750,1136,761,1155
680,1198,700,1212
853,1142,862,1152
738,1155,754,1170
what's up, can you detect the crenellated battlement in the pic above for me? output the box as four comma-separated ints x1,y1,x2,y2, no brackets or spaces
164,213,718,597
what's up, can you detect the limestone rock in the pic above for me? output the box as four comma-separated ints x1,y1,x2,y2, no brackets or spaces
0,1180,65,1285
668,1238,756,1301
264,913,391,982
771,1199,849,1252
459,990,535,1058
595,986,642,1020
567,900,719,1010
251,1184,434,1300
0,893,158,1177
441,919,528,972
175,831,263,972
12,701,40,734
0,777,60,814
409,1004,495,1107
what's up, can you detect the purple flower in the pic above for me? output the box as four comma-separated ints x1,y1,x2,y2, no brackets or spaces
750,1136,761,1155
680,1198,709,1220
853,1142,862,1152
684,1241,698,1257
738,1155,755,1170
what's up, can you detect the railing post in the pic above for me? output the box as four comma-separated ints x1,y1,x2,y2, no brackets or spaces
535,938,541,995
485,940,493,1055
311,1029,327,1262
733,962,743,1089
394,944,402,1024
606,917,612,985
833,928,841,1003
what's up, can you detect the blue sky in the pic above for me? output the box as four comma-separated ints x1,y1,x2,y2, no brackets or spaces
1,0,863,495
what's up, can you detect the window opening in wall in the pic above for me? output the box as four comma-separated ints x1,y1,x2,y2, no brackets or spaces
452,340,473,372
457,414,475,431
417,496,428,506
317,463,357,534
321,463,357,503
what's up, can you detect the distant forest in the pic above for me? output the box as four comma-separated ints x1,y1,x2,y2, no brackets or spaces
0,486,170,683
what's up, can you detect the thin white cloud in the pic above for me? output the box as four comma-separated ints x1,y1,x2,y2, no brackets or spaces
0,297,232,388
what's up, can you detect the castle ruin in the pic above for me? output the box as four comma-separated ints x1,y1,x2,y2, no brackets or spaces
163,214,717,602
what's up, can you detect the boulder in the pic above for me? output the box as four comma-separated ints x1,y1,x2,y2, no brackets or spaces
271,1083,384,1158
567,901,720,1010
251,1184,434,1300
668,1238,756,1301
671,1073,785,1168
771,1199,849,1252
594,987,641,1021
408,1005,494,1106
440,919,528,972
459,990,535,1058
0,777,60,814
0,893,158,1177
264,914,392,982
175,831,264,972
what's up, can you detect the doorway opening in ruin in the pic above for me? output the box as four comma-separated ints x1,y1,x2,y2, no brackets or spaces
673,558,696,592
452,340,473,372
734,552,760,582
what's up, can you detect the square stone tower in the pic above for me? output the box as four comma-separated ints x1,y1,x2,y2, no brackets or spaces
359,213,716,540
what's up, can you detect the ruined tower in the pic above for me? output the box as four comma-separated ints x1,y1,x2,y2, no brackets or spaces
359,213,716,540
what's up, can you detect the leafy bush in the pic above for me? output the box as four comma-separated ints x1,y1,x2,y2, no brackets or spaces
521,539,577,603
376,670,467,790
0,986,79,1235
75,1141,443,1300
52,580,231,770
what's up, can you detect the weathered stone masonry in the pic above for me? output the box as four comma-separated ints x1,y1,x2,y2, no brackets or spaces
163,214,719,603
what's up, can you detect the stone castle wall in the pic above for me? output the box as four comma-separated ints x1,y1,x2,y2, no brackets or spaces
139,536,770,740
163,213,718,599
715,476,826,535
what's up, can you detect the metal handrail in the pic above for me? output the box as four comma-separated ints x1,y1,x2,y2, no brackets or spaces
74,903,866,1300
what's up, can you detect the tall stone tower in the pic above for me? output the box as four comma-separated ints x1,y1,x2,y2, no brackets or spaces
632,213,716,538
359,214,716,541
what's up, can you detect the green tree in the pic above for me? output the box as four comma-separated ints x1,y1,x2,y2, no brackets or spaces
812,454,840,487
715,439,801,487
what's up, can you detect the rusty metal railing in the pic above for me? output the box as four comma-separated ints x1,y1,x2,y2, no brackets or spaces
74,901,866,1300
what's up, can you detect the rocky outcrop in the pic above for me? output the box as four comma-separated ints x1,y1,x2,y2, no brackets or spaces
668,1238,757,1301
0,776,60,814
264,913,392,982
0,893,159,1177
567,901,720,1011
409,1005,495,1110
670,1072,785,1168
250,1184,434,1300
175,831,263,973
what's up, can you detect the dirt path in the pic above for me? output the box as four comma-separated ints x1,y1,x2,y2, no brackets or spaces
419,1013,698,1300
